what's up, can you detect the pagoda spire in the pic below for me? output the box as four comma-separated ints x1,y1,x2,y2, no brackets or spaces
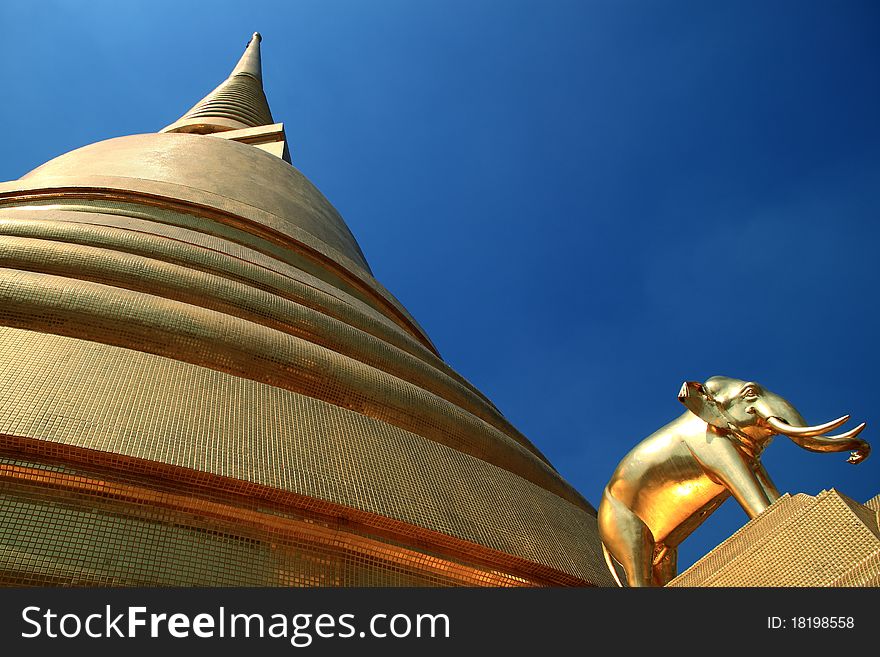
162,32,274,134
230,31,264,81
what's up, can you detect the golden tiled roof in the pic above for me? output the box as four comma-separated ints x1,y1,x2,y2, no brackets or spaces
668,489,880,587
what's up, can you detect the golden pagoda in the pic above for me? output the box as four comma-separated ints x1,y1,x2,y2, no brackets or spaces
0,34,612,586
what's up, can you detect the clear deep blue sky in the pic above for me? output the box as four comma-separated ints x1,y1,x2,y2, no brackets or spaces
1,0,878,572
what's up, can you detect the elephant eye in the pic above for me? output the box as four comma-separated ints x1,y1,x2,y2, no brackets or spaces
742,386,759,399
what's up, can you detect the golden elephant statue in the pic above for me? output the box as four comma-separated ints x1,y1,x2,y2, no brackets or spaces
598,376,870,587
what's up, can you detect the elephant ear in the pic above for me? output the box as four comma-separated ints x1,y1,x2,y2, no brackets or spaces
679,381,731,430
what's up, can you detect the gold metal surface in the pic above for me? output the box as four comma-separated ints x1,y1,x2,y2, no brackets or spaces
0,328,608,579
0,34,613,586
667,490,880,587
211,123,291,162
162,33,275,135
598,376,870,587
17,135,374,276
0,448,566,586
5,142,442,352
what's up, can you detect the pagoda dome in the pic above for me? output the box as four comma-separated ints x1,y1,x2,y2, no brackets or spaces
0,33,612,587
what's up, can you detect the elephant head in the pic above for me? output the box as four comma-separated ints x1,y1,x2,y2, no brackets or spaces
678,376,870,463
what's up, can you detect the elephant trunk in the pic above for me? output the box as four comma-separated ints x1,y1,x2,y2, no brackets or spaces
759,414,870,464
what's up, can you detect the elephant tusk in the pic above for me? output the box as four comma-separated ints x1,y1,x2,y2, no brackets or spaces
763,414,851,437
767,415,869,460
818,422,867,442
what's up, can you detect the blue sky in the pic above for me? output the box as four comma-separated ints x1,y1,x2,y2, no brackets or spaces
1,0,878,572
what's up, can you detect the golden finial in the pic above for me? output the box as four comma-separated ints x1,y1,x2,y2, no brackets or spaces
161,32,272,134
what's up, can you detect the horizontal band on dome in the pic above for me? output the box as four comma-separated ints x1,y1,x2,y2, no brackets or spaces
0,444,594,586
0,212,467,393
0,327,607,582
0,207,405,342
0,233,545,461
0,272,584,508
0,183,437,355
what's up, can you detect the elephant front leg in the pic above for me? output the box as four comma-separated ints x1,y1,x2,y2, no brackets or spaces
652,545,677,586
692,434,773,519
598,488,656,587
753,460,781,503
